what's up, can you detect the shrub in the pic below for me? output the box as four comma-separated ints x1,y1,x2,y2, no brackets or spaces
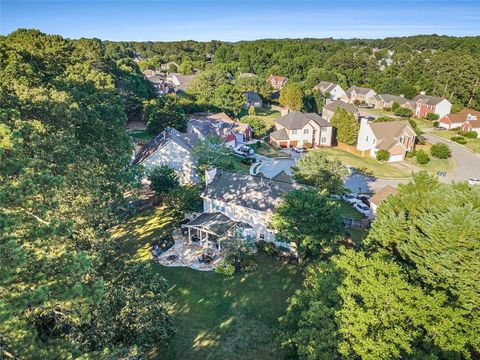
215,260,235,276
426,112,440,121
416,149,430,164
256,240,279,257
241,157,256,165
430,143,451,159
376,149,390,162
239,259,259,273
432,121,439,128
394,107,412,117
406,149,417,158
463,131,478,139
451,136,467,144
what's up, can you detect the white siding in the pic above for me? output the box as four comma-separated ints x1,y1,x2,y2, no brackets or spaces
356,119,376,151
435,99,452,118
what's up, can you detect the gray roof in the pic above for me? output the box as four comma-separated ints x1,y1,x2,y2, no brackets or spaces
203,170,301,212
269,128,289,141
185,212,237,236
346,86,375,96
323,100,358,114
274,111,331,130
148,75,164,84
314,81,336,93
412,94,445,106
271,170,293,183
244,91,262,103
132,127,198,165
376,94,411,105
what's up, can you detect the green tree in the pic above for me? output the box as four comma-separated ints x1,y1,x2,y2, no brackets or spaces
179,61,194,75
394,107,412,117
331,108,360,146
271,188,342,263
376,149,390,162
248,105,256,116
148,165,180,195
213,83,245,116
279,82,304,111
292,151,348,194
242,115,267,138
416,149,430,164
430,143,451,158
426,112,440,121
187,67,230,104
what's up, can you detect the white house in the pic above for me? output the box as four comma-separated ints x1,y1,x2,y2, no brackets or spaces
201,168,301,246
345,86,377,104
412,93,452,119
313,81,347,101
166,73,196,91
269,111,333,148
439,108,480,130
356,119,416,162
132,127,200,184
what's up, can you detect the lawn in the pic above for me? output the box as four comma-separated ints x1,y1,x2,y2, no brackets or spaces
127,129,155,142
430,130,480,154
249,141,290,158
335,200,364,220
239,108,281,132
228,154,251,173
405,156,455,175
359,108,397,118
313,148,410,179
111,207,303,360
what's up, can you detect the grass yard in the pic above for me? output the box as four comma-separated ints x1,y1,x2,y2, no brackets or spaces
430,130,480,154
111,207,303,360
249,141,290,158
239,108,281,132
313,148,410,179
414,117,434,130
228,154,251,173
127,129,155,142
359,108,397,118
405,156,455,175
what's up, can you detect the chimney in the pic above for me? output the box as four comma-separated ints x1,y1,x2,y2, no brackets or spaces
420,91,426,95
205,166,217,186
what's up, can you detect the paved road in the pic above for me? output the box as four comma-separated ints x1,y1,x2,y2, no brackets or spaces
422,133,480,183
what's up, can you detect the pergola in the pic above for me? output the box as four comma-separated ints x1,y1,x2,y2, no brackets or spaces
184,212,237,251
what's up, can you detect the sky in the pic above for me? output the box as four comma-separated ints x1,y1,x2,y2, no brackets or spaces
1,0,479,41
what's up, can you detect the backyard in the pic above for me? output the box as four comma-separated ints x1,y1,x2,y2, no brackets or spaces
249,141,290,158
239,107,281,132
111,207,303,360
313,148,410,178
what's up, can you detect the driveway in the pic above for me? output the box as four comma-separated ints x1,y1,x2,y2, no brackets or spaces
422,133,480,182
344,173,408,193
252,153,296,178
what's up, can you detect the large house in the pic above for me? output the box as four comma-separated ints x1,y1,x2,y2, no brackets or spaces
267,75,288,90
345,86,377,104
322,100,359,122
356,119,416,162
412,93,452,118
147,75,169,95
369,185,397,219
369,94,416,112
244,91,263,109
187,112,253,148
132,127,200,184
269,111,333,148
313,81,347,101
460,111,480,135
166,73,195,91
199,167,301,245
439,108,480,130
160,61,179,71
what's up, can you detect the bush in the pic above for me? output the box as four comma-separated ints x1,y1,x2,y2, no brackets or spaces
215,260,235,276
430,143,451,159
256,240,279,257
406,149,417,158
394,107,412,117
451,136,467,144
432,121,439,128
376,149,390,162
241,157,256,165
239,259,259,273
416,149,430,164
426,112,440,121
463,131,478,139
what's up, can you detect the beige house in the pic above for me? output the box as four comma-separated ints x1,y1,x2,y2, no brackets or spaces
132,127,200,184
345,86,377,104
269,111,333,148
200,168,301,247
356,119,416,162
369,185,397,219
267,75,288,90
313,81,347,101
369,94,416,111
322,100,359,122
166,73,196,91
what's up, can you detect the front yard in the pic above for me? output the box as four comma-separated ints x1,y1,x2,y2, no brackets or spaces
313,148,410,179
249,141,290,158
111,207,302,360
430,130,480,153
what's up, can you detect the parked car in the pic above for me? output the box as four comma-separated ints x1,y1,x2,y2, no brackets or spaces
342,193,358,205
353,201,371,217
469,178,480,185
236,145,254,155
292,146,306,153
346,165,356,175
357,194,371,206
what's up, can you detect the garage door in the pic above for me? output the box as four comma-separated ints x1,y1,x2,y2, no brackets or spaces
279,141,288,148
289,141,298,147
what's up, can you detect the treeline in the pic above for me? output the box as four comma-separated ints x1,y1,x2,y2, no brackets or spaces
0,29,173,358
119,35,480,111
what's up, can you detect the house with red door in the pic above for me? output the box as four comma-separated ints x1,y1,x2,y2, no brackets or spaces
412,93,452,118
187,112,253,148
439,108,480,130
267,75,288,90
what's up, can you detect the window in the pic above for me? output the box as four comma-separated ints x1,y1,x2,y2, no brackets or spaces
304,129,309,134
291,130,297,135
373,138,376,144
366,136,369,141
321,137,327,143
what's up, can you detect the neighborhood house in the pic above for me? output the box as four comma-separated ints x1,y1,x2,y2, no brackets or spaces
369,185,397,219
313,81,347,101
322,100,359,122
166,73,196,91
412,93,452,118
356,119,416,162
439,108,480,131
132,127,200,184
187,112,253,148
244,91,263,108
269,111,333,148
267,75,288,90
369,94,416,112
345,86,377,104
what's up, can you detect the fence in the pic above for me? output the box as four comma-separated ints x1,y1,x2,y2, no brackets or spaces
341,217,371,230
336,142,368,157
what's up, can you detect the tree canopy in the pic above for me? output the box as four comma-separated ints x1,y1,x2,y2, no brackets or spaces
331,108,360,146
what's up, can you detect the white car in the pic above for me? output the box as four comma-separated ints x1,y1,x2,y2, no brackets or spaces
233,146,254,157
353,201,371,217
346,165,356,175
292,146,306,153
342,193,358,205
469,178,480,186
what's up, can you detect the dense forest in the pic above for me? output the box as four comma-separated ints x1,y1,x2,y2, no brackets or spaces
2,30,480,359
118,35,480,111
